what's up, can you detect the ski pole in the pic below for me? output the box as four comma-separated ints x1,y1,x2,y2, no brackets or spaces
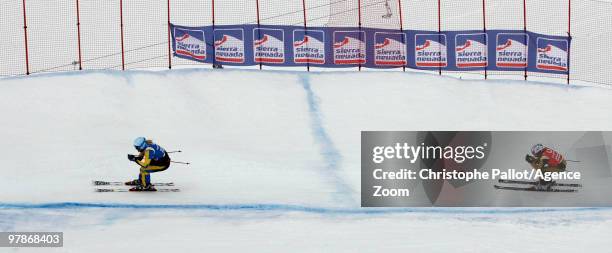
167,150,182,154
566,159,581,162
171,160,190,165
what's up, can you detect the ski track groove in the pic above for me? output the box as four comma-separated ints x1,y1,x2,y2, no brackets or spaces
299,74,355,205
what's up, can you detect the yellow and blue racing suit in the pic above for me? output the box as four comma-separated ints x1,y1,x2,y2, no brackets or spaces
135,143,171,187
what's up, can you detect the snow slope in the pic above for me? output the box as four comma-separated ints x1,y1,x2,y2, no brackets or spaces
1,69,612,252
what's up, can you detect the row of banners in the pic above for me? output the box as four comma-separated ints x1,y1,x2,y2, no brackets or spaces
171,24,570,74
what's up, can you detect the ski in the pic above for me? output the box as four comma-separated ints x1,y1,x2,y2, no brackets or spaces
95,188,180,192
498,179,582,188
93,180,174,186
494,185,577,192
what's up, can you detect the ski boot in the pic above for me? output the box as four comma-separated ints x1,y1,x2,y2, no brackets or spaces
129,184,157,192
125,179,141,186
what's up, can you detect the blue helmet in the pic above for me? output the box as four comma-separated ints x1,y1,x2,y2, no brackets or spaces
134,137,147,151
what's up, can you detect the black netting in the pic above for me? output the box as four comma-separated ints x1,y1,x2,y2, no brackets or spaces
525,0,568,81
25,0,79,74
260,0,304,26
570,0,612,85
0,0,26,76
79,0,122,70
170,0,212,68
0,0,610,86
123,0,168,70
485,0,526,79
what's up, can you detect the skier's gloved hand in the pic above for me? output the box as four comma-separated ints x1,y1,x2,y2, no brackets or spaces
525,154,535,163
127,154,138,162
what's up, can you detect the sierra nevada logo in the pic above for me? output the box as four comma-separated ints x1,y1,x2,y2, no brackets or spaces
415,34,447,67
455,33,487,68
495,33,528,68
174,28,206,61
536,38,568,72
333,31,366,65
293,30,325,64
253,28,285,64
374,32,407,66
214,29,245,63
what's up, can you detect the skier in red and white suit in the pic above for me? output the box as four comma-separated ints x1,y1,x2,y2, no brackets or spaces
525,144,567,189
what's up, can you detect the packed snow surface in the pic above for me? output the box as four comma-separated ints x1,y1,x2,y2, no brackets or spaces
1,69,612,252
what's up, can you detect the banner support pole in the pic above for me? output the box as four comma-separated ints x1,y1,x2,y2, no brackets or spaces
437,0,441,76
358,0,362,71
302,0,310,72
21,0,30,75
482,0,487,79
567,0,571,85
256,0,262,70
76,0,83,70
398,0,405,72
119,0,126,70
167,0,172,69
212,0,216,68
522,0,527,81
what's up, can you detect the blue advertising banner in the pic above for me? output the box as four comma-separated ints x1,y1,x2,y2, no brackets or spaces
292,29,326,65
170,24,570,74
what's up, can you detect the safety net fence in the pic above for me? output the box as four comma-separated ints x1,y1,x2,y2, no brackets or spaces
1,0,611,86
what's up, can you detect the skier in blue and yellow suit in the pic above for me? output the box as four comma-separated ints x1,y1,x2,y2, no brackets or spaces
126,137,171,191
